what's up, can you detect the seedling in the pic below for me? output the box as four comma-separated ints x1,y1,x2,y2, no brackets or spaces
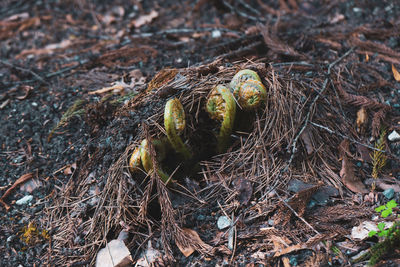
368,200,398,238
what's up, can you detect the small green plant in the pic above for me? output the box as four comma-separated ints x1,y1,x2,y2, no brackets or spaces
369,200,397,238
366,200,400,265
375,199,397,218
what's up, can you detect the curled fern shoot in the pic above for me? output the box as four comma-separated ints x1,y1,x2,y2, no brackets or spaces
129,147,142,173
206,85,236,153
230,69,267,110
230,69,261,91
140,139,170,183
164,98,192,160
129,139,170,184
236,79,267,110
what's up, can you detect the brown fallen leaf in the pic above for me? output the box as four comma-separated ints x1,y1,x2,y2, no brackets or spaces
338,140,368,193
63,162,76,175
356,143,372,163
300,127,314,155
176,228,213,257
274,244,304,257
0,172,33,210
16,85,33,100
392,64,400,82
16,39,72,59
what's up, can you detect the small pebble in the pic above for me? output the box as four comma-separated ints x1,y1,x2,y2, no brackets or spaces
383,188,395,199
211,30,221,38
388,130,400,142
217,216,231,230
15,195,33,205
7,235,14,242
197,214,205,221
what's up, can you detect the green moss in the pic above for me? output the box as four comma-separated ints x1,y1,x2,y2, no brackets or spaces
368,221,400,265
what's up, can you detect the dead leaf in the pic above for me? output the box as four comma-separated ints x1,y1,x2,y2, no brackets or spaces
356,107,367,134
0,172,33,210
392,64,400,82
274,244,305,257
63,163,76,175
364,177,400,192
176,228,212,257
19,179,42,193
16,85,33,100
0,99,10,109
300,127,314,154
5,12,29,21
338,140,368,193
89,78,140,95
356,143,372,163
132,10,158,28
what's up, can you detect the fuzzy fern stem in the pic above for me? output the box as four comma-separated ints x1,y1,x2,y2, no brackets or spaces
164,98,192,160
206,85,236,153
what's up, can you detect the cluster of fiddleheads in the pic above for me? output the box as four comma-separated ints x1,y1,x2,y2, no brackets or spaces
129,69,267,183
206,69,267,152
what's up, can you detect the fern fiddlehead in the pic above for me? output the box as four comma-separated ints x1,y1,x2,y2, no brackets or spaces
206,85,236,153
164,98,192,160
129,139,170,184
230,69,267,110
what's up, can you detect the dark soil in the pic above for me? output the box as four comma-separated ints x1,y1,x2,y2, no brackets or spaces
1,0,400,266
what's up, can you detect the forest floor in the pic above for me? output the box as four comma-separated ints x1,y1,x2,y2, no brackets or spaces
1,0,400,266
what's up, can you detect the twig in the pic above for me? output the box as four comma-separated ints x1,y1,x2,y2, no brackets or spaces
202,40,264,65
275,191,320,235
0,59,48,85
222,0,266,22
261,48,355,201
131,27,243,38
238,0,261,16
271,61,315,68
309,121,400,162
285,47,355,169
1,59,87,86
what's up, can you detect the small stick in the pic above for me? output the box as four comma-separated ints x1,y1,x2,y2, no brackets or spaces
0,59,48,85
309,121,400,162
286,47,355,169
